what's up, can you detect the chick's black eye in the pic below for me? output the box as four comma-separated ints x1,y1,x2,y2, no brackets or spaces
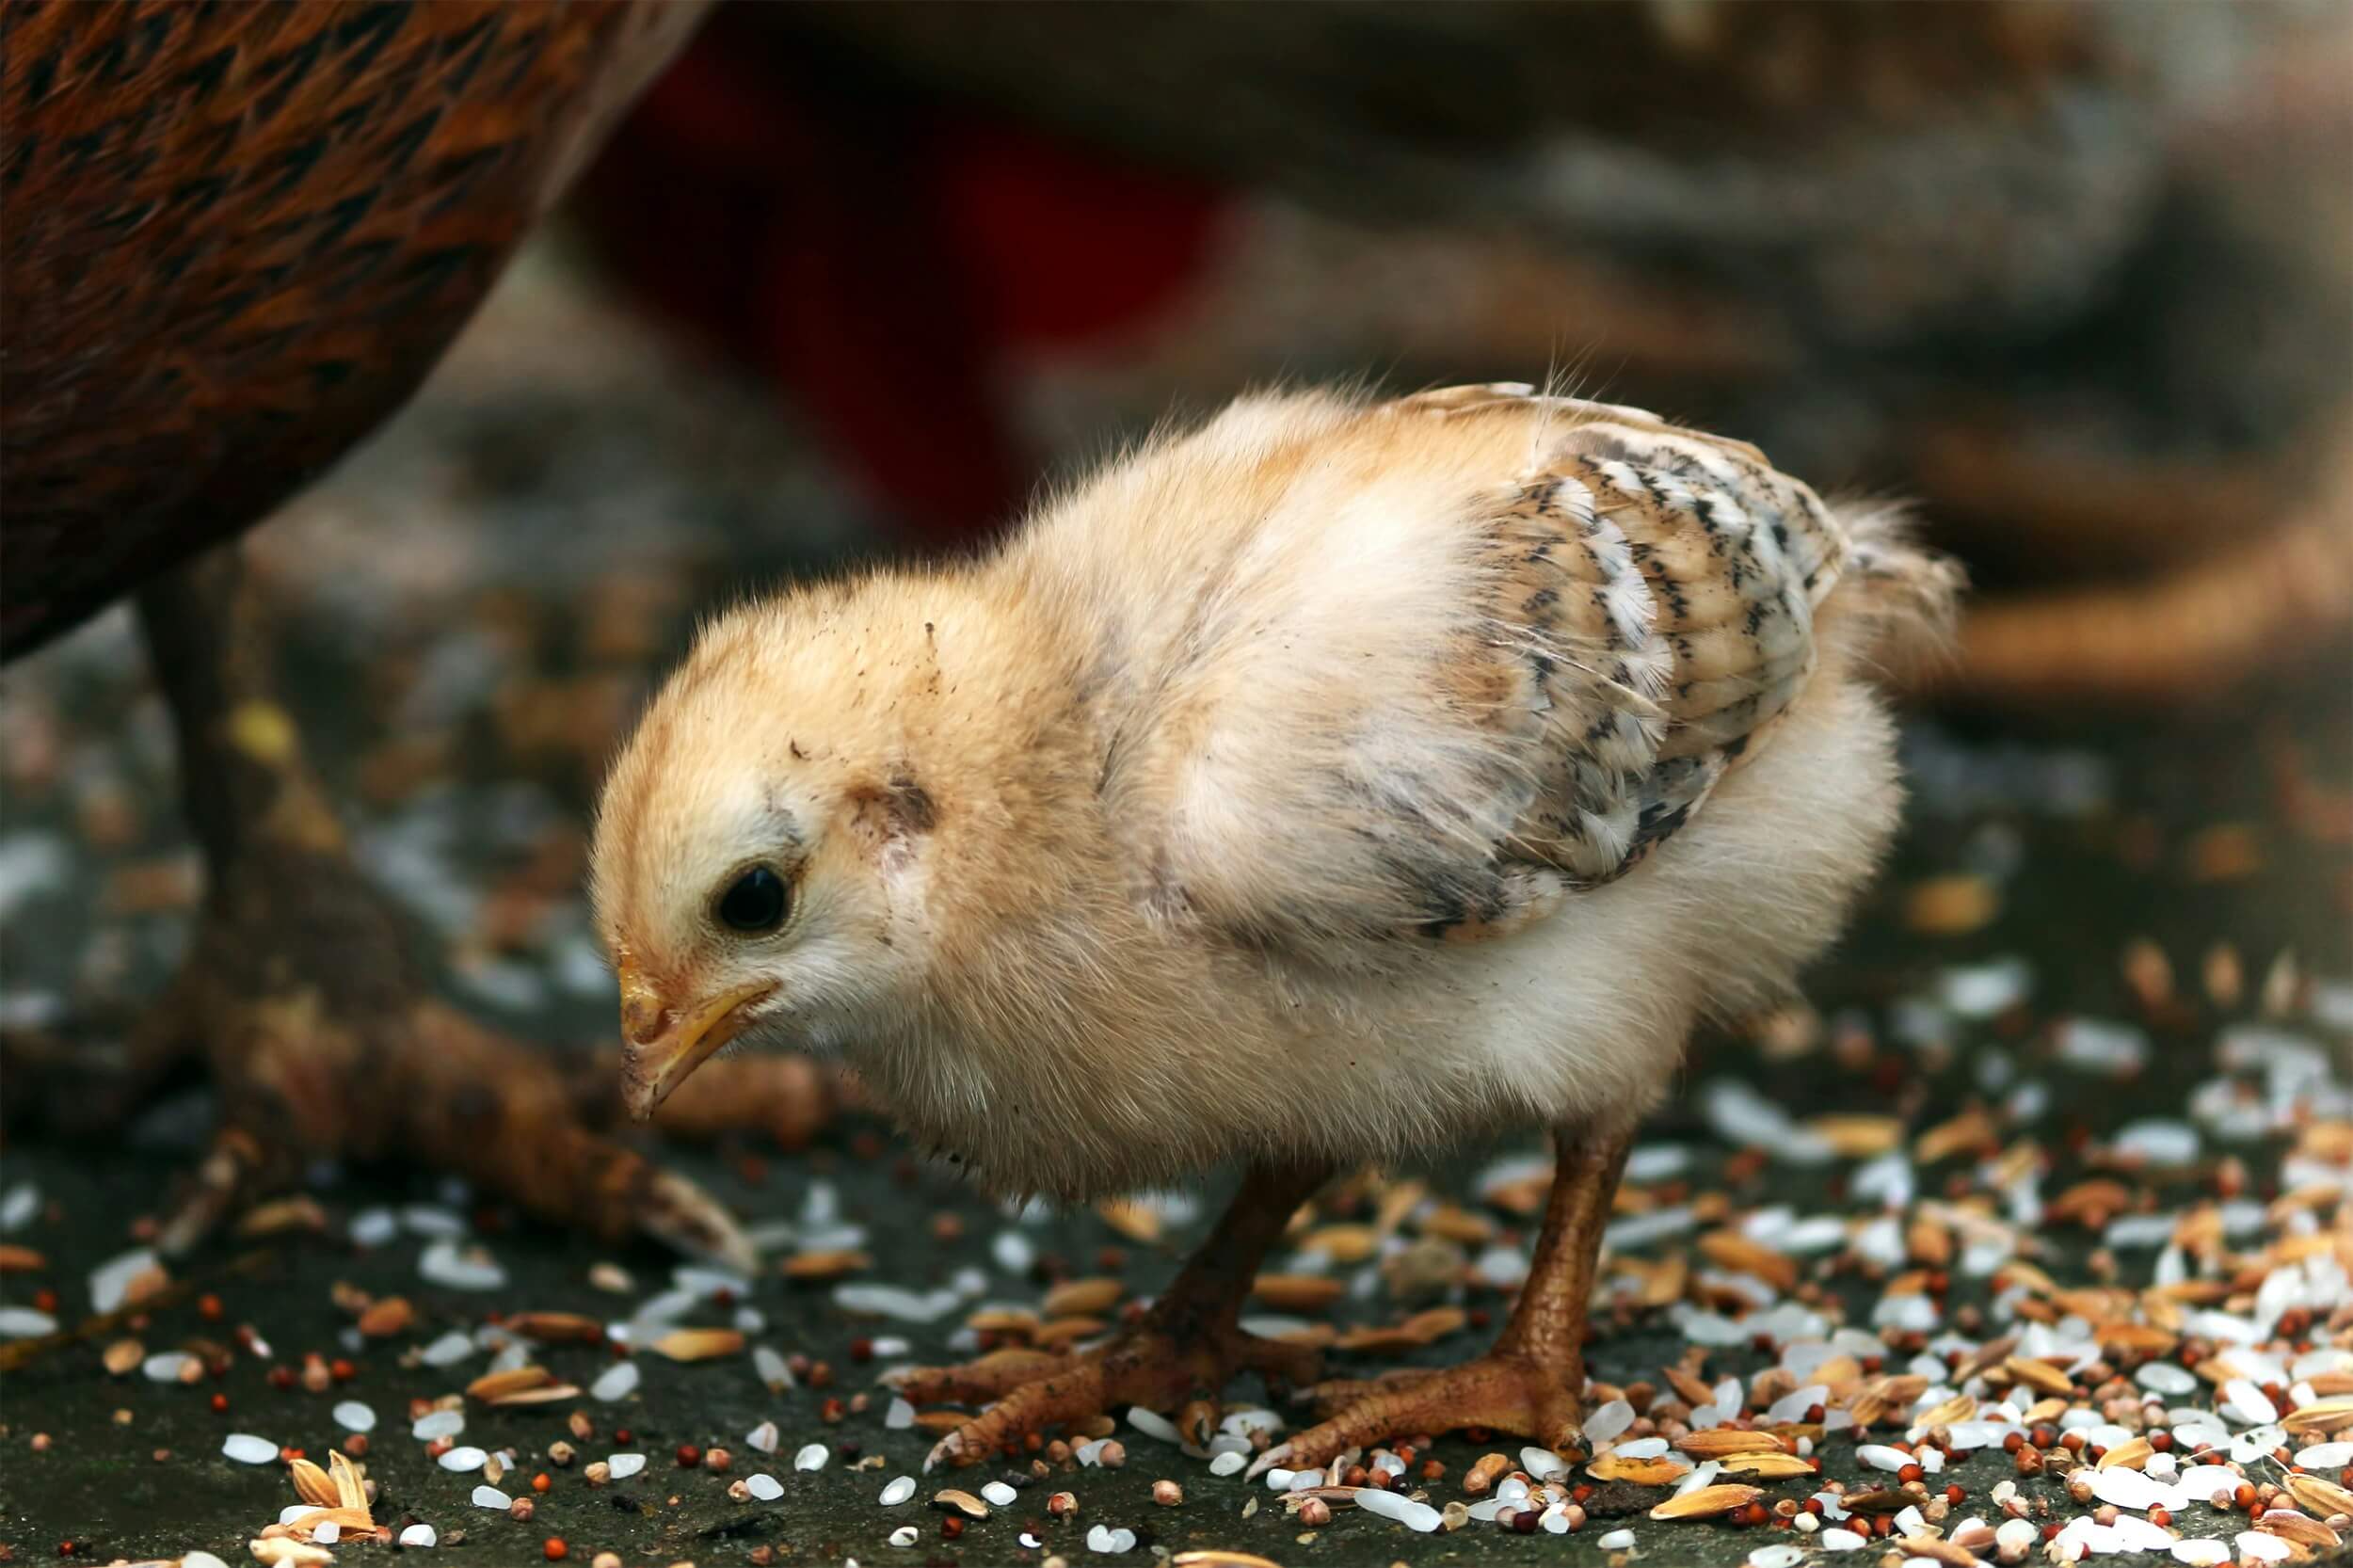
717,866,790,933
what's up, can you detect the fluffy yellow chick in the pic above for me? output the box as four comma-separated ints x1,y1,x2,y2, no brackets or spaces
590,383,1959,1470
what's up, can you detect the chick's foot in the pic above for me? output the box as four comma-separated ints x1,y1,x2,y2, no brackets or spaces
117,548,814,1267
1252,1123,1632,1475
890,1158,1334,1468
1261,1355,1587,1474
896,1318,1323,1470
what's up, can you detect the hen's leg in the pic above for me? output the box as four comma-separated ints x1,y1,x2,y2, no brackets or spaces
1251,1123,1632,1474
123,546,828,1266
889,1159,1332,1469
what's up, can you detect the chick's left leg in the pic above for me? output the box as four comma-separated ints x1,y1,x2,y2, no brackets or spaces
890,1159,1331,1470
1251,1123,1632,1474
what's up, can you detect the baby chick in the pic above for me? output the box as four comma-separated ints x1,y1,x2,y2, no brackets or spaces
591,382,1959,1469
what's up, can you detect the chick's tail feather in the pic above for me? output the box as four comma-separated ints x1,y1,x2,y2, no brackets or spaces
1823,502,1966,686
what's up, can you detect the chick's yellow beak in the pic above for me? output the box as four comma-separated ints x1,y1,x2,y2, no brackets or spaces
616,953,772,1120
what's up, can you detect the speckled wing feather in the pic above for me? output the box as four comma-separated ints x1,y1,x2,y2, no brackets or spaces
1410,383,1849,901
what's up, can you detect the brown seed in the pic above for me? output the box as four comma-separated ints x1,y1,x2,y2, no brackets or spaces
1296,1496,1333,1528
2121,938,2174,1011
547,1441,575,1467
2095,1437,2153,1472
1093,1197,1162,1243
1590,1454,1693,1484
0,1244,46,1272
933,1488,990,1519
1153,1479,1183,1506
1042,1278,1124,1318
2202,943,2244,1008
1096,1439,1128,1468
2284,1474,2353,1521
1299,1225,1379,1263
1915,1107,1999,1164
2282,1396,2353,1434
509,1496,536,1522
1464,1452,1513,1495
1171,1554,1286,1568
1250,1274,1346,1312
467,1366,556,1402
2003,1356,2075,1397
1903,874,1997,935
328,1451,370,1516
288,1457,341,1510
1331,1306,1467,1352
2258,1508,2342,1549
1714,1452,1818,1480
1696,1231,1798,1292
356,1297,413,1337
1674,1431,1785,1458
102,1338,143,1376
1649,1483,1764,1521
584,1462,612,1487
1805,1115,1905,1157
1416,1204,1497,1244
1899,1536,1982,1568
780,1249,872,1281
504,1312,605,1344
1047,1491,1078,1517
648,1327,745,1362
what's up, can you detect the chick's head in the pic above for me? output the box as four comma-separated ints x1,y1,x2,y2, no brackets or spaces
589,587,953,1119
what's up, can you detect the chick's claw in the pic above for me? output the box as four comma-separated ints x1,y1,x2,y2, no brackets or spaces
907,1324,1321,1471
1251,1354,1587,1478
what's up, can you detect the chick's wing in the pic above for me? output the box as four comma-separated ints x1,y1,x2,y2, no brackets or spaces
1114,385,1850,959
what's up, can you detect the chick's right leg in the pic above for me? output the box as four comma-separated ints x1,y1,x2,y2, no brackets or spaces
1253,1122,1633,1473
889,1159,1331,1469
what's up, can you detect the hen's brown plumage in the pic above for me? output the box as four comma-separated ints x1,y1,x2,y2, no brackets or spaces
0,2,834,1273
0,0,704,654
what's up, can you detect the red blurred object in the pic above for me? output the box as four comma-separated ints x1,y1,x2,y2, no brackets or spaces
575,9,1228,541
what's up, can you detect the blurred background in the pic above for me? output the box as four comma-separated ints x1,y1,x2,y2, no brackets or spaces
4,0,2349,1149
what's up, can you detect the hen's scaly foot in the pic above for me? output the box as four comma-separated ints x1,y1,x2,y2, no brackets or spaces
140,912,763,1272
98,547,838,1270
1247,1353,1586,1477
891,1321,1324,1471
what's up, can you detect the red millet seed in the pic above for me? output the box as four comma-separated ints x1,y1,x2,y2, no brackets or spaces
210,1394,228,1414
676,1445,701,1468
543,1538,568,1560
